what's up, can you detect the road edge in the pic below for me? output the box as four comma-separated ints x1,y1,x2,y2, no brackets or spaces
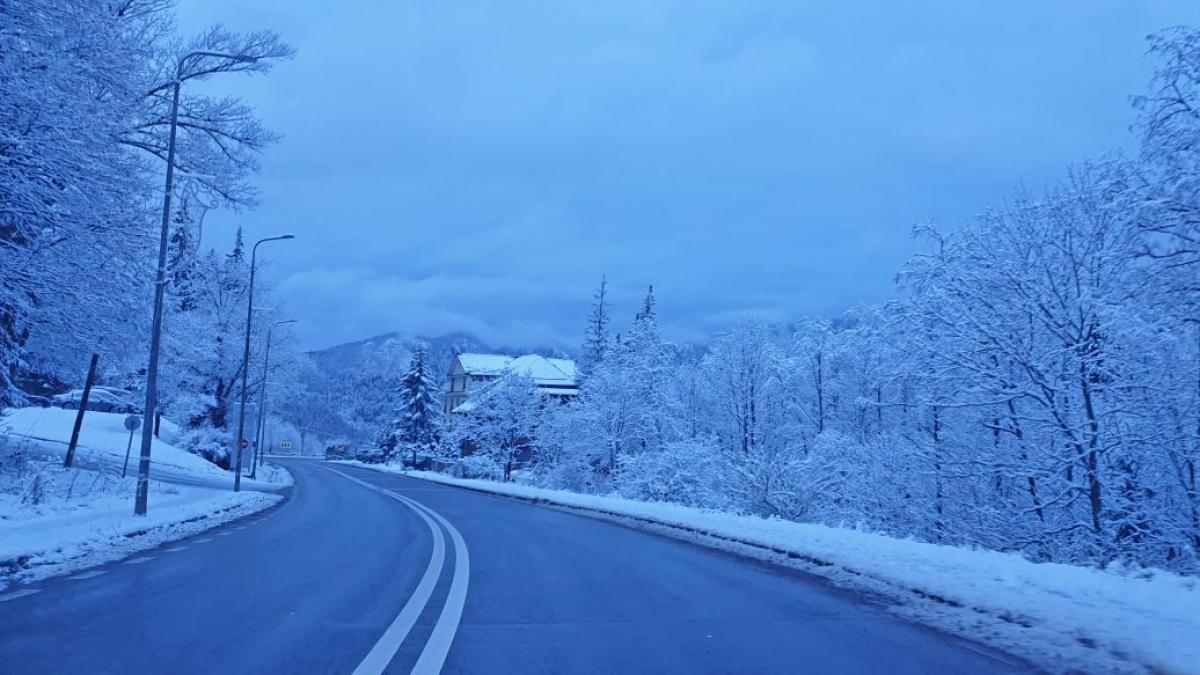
345,462,1157,675
0,464,295,591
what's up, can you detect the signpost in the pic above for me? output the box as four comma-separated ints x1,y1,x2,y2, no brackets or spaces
122,414,142,478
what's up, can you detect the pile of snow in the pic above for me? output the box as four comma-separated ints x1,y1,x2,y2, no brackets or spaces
353,463,1198,674
0,457,283,589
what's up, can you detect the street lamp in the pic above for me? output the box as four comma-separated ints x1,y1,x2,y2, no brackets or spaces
250,319,297,479
135,50,259,516
233,235,295,491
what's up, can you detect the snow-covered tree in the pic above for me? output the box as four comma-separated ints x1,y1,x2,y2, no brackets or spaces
455,372,543,481
382,345,442,465
579,276,611,377
0,0,291,412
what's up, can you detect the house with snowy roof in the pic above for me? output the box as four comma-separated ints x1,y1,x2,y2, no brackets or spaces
443,353,579,415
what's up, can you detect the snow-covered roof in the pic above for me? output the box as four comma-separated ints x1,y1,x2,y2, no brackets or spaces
456,353,515,376
455,353,578,387
507,354,576,386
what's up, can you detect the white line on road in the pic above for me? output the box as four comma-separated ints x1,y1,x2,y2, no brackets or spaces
0,589,40,601
68,571,108,580
395,493,471,675
123,557,154,565
325,467,468,675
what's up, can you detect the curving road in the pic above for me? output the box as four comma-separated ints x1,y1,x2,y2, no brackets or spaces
0,460,1027,674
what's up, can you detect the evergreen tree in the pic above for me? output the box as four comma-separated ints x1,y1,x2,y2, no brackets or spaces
168,199,198,312
388,345,442,465
580,276,611,377
227,227,245,264
635,284,656,324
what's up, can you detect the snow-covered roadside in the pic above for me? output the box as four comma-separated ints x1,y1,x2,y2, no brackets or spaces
0,462,284,590
344,461,1198,675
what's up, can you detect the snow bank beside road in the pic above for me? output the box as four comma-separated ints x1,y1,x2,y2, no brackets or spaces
0,462,284,590
350,462,1198,674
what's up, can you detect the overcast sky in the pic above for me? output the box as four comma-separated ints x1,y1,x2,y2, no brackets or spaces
175,1,1198,351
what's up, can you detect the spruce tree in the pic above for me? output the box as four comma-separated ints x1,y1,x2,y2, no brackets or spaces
635,284,656,324
227,227,245,264
395,345,442,466
580,275,611,377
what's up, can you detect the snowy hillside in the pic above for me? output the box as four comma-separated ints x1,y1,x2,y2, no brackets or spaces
0,407,285,491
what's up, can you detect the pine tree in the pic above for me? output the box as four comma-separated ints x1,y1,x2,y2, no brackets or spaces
168,199,198,312
227,227,245,264
635,284,656,324
390,345,442,466
627,284,661,354
580,276,611,377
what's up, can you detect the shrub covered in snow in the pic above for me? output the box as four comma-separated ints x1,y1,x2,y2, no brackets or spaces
615,438,729,510
174,427,232,469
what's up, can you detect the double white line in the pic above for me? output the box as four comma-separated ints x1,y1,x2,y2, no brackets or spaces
325,468,470,675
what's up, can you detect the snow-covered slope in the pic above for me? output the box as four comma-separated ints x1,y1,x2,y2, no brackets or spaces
0,407,284,491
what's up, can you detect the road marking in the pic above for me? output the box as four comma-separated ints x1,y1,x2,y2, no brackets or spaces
124,556,154,565
325,467,466,675
68,570,107,580
397,493,471,675
0,589,40,602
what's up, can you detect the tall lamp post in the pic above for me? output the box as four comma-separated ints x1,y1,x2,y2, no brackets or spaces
234,235,295,491
250,318,297,479
135,50,258,516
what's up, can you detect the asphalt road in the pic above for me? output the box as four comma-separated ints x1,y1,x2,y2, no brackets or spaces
0,460,1028,674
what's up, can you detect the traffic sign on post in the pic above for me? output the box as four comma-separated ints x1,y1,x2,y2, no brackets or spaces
122,414,142,478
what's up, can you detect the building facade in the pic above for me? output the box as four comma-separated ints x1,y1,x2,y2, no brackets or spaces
443,353,579,415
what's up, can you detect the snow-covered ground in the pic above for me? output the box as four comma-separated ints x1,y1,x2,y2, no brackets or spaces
0,407,290,589
0,463,283,590
0,407,285,492
345,461,1199,675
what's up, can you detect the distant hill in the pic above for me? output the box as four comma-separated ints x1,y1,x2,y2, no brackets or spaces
307,331,493,380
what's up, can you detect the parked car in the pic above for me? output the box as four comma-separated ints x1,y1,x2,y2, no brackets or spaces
401,454,434,471
354,448,385,464
20,393,52,408
52,387,139,413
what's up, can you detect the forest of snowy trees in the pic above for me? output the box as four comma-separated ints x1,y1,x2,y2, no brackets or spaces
0,1,297,466
446,27,1200,574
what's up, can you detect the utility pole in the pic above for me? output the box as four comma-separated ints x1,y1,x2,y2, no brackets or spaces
251,318,296,479
63,353,99,468
233,236,294,491
135,50,260,516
